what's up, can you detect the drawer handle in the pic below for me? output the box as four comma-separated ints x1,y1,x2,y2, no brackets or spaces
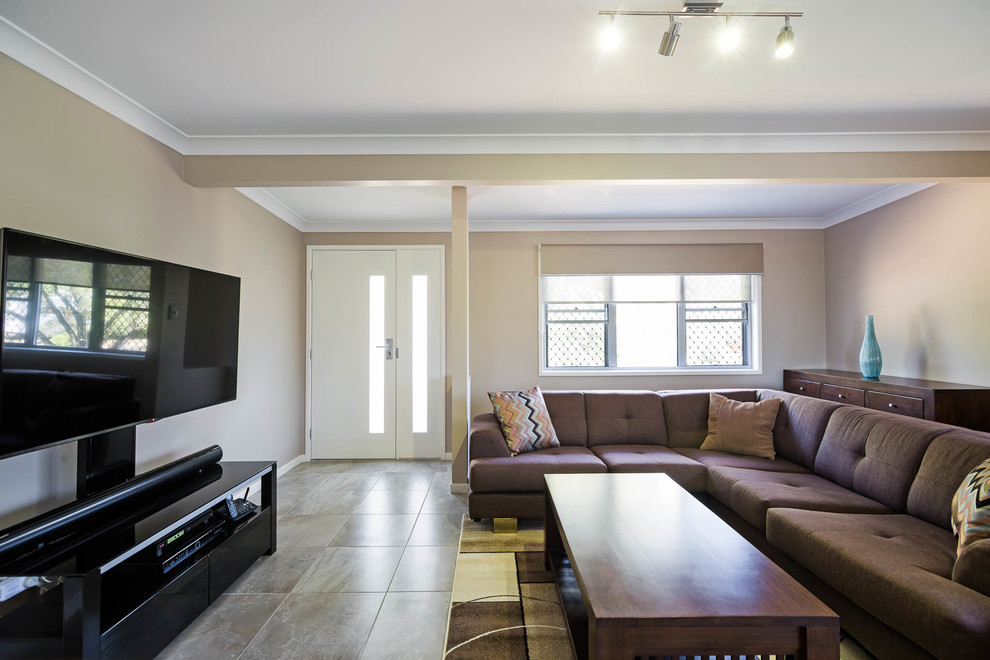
888,403,896,409
838,394,844,399
798,386,805,391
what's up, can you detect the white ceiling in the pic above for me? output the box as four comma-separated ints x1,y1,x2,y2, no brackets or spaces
255,183,933,232
0,1,976,230
2,0,988,141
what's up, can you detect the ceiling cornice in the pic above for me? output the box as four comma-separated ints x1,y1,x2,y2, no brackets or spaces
301,218,823,233
0,16,189,153
234,188,308,231
819,183,936,228
3,17,989,157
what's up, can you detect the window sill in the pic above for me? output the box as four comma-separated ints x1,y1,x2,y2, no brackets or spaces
539,367,763,377
4,345,147,359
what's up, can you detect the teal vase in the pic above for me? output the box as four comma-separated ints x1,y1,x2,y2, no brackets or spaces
859,315,882,379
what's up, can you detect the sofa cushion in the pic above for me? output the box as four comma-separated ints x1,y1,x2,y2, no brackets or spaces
674,447,808,474
660,390,758,449
707,466,891,531
907,429,990,530
700,392,780,459
585,392,666,446
591,445,707,492
759,389,842,471
542,391,588,447
814,406,949,512
767,509,990,659
469,447,606,493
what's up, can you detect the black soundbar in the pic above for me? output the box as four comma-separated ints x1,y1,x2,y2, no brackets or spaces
0,445,223,565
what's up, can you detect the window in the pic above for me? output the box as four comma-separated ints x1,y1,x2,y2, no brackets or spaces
541,274,760,374
2,256,151,354
3,280,30,344
102,263,151,352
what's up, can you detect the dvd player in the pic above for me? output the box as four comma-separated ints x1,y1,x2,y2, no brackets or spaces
161,522,226,574
146,509,227,574
152,510,218,558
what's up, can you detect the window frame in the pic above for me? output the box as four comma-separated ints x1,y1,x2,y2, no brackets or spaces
3,260,151,355
538,274,763,376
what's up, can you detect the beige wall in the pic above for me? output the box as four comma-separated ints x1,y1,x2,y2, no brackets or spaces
824,184,990,386
304,233,453,454
0,54,306,526
184,151,990,188
304,228,826,482
469,230,827,419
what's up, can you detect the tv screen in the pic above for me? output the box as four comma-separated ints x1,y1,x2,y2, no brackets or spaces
0,229,240,460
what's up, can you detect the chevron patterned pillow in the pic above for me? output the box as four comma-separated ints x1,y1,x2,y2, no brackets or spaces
951,458,990,557
488,386,560,455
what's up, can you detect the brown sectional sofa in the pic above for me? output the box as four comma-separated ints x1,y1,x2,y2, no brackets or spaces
467,389,990,659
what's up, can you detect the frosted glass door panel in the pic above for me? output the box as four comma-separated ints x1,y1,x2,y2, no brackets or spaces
395,250,444,459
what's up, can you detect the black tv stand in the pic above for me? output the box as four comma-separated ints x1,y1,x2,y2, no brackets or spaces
0,461,277,659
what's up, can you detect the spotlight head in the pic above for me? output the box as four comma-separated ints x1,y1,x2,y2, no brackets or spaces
658,19,681,57
775,23,794,58
718,19,740,50
601,21,621,52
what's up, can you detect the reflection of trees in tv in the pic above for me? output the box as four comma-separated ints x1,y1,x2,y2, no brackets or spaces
37,283,92,348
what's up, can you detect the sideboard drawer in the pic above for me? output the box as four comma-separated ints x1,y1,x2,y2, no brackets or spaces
822,384,865,407
785,377,821,398
866,391,925,419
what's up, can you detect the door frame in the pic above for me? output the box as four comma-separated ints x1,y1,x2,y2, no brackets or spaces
305,244,446,460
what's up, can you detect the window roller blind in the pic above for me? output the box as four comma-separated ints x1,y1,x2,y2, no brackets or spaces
543,275,753,303
35,258,94,288
539,243,764,276
6,256,152,291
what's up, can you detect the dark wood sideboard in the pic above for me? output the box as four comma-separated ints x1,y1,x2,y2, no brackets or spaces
783,369,990,433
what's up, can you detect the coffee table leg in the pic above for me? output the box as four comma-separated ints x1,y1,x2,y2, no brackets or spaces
804,622,840,660
544,481,563,571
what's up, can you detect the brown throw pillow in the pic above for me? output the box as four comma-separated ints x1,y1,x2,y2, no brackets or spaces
700,392,780,460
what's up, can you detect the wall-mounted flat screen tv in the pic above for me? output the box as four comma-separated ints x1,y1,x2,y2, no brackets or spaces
0,229,240,460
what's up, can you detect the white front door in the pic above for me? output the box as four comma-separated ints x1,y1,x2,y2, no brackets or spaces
309,247,444,460
311,250,396,459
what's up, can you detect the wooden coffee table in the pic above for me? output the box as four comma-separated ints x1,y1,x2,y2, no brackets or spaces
544,473,839,660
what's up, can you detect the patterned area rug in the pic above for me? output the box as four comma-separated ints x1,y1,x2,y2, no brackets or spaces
443,516,573,659
443,516,876,660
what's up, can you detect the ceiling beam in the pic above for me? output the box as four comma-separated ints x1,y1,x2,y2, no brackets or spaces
183,151,990,188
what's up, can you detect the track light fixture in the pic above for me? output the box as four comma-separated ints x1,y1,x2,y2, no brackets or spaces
599,2,802,59
775,16,795,58
658,16,682,57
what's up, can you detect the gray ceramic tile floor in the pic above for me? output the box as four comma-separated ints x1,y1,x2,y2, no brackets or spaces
155,459,873,660
156,459,465,660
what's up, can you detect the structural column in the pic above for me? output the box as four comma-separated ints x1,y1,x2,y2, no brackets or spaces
450,186,470,490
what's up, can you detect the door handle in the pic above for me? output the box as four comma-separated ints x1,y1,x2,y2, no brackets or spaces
375,338,394,360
